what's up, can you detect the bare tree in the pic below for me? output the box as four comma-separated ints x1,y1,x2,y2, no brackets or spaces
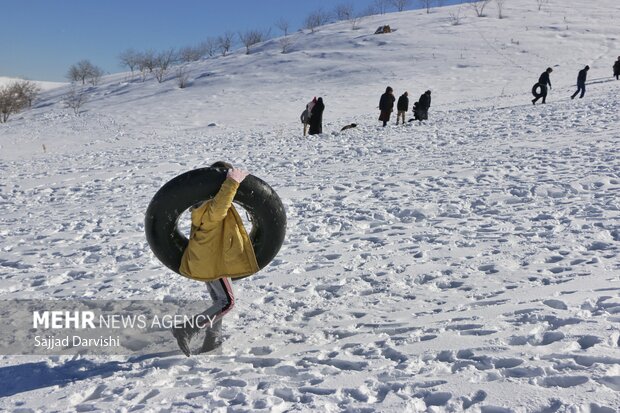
0,84,18,123
469,0,492,17
179,45,202,63
67,60,103,85
217,32,235,56
88,66,104,86
0,81,37,122
275,18,290,36
279,36,293,53
374,0,390,14
177,66,189,88
137,50,156,78
63,86,88,116
448,6,463,25
350,13,364,30
154,49,176,83
136,52,150,81
418,0,434,14
13,80,40,108
239,28,270,54
391,0,412,12
334,3,354,20
496,0,507,18
536,0,549,11
304,9,331,33
200,38,217,57
119,49,140,77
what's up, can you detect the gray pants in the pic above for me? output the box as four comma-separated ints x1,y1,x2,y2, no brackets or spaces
175,277,234,353
199,278,234,351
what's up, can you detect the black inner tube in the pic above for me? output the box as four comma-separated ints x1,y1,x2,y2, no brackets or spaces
145,167,286,279
532,83,544,98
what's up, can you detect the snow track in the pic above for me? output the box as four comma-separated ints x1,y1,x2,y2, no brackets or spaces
1,0,620,410
1,86,619,410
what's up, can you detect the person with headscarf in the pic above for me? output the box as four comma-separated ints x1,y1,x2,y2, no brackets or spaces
379,86,395,127
308,97,324,135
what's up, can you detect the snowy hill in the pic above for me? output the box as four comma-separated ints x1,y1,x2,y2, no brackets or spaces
2,0,619,160
0,76,66,91
1,0,619,411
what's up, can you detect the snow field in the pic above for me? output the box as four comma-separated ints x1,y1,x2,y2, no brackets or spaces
1,0,620,410
1,81,619,410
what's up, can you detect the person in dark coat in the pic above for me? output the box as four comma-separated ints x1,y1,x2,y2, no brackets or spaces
308,97,324,135
532,67,553,105
379,86,395,127
614,57,620,80
396,92,408,125
571,65,589,99
414,90,431,121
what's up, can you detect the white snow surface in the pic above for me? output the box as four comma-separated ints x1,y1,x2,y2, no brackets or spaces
0,76,66,91
1,0,620,411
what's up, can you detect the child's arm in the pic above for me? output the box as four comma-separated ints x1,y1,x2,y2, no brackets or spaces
204,178,239,223
191,169,248,227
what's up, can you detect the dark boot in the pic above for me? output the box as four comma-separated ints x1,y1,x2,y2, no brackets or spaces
199,319,223,354
172,326,194,357
172,317,204,357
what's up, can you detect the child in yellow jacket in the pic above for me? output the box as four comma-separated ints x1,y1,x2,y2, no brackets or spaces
173,161,258,356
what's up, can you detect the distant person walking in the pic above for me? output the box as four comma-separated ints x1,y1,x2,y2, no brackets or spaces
308,97,324,135
414,90,431,121
532,67,553,105
571,65,589,99
379,86,395,127
396,92,409,125
301,97,317,136
614,56,620,80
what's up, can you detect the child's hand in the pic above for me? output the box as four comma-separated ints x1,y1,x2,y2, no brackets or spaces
227,168,249,183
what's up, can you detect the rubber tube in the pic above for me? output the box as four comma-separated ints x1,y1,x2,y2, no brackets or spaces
145,167,286,279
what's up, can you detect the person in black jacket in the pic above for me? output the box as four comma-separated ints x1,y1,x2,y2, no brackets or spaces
308,97,324,135
571,65,589,99
379,86,395,127
532,67,553,104
396,92,408,125
414,90,431,121
614,57,620,80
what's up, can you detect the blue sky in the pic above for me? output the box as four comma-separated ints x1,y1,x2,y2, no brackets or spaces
1,0,463,81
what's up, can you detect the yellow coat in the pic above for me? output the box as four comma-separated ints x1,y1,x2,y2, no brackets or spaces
179,178,259,281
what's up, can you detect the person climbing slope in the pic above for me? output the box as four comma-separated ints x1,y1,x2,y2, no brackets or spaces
532,67,553,105
571,65,589,100
172,161,259,357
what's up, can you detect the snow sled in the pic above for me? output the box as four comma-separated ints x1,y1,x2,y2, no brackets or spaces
145,167,286,279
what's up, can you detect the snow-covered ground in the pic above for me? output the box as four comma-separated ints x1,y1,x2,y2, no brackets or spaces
1,0,619,411
0,76,66,91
